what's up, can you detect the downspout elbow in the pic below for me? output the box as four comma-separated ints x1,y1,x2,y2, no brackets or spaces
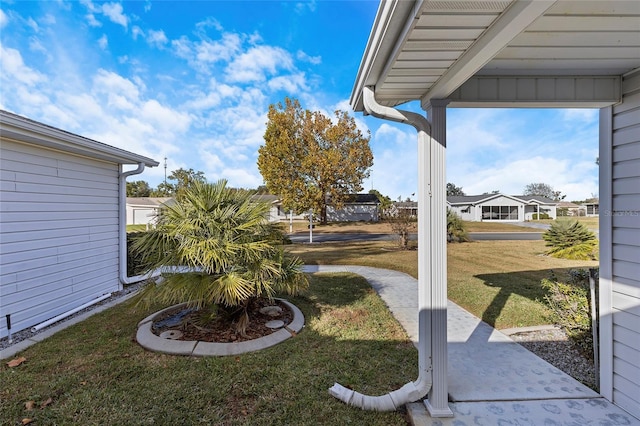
329,378,431,412
362,86,430,135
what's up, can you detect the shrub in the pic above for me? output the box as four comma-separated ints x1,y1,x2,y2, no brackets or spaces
541,269,597,359
447,208,469,242
532,213,550,220
542,219,598,260
384,207,416,249
127,232,147,277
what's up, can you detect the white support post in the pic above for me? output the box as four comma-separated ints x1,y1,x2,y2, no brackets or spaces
423,99,453,417
598,106,613,400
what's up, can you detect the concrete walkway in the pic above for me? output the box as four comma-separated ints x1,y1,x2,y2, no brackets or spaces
302,265,640,426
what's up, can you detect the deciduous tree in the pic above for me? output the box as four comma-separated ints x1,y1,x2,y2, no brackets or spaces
446,183,465,196
257,98,373,224
126,180,151,197
523,182,566,201
150,168,206,198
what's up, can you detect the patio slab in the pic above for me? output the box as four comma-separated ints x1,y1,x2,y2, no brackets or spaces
303,265,640,426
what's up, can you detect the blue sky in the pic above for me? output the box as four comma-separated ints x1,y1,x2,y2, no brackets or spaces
0,1,599,202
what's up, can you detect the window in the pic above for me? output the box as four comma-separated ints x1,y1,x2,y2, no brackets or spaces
482,205,519,220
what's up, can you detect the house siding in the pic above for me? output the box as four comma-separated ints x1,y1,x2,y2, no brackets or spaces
609,68,640,418
326,204,379,222
0,139,121,339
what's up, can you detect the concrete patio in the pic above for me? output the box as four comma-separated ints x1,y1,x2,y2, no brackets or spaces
302,265,640,425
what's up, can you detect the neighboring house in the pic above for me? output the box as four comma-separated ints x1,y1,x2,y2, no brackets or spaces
254,194,380,223
556,201,587,217
447,194,557,222
126,195,301,225
326,193,380,222
394,201,418,217
250,194,306,222
583,202,600,217
0,110,158,340
126,197,174,226
350,1,639,418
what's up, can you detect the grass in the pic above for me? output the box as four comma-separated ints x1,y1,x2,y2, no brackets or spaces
536,216,599,231
289,240,598,329
126,224,148,232
463,222,540,232
0,274,415,425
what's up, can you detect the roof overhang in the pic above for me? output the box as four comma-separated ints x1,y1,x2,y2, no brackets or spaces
0,110,159,167
351,0,640,111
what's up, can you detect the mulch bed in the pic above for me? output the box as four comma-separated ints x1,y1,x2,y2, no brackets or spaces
151,298,293,343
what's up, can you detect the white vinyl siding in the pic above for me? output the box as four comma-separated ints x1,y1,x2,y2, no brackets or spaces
0,139,121,338
609,68,640,419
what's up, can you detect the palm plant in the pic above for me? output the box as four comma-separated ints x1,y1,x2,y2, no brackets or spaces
447,208,469,242
542,219,598,260
133,179,308,336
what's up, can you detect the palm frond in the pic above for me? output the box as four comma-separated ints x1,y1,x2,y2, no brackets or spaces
129,179,307,310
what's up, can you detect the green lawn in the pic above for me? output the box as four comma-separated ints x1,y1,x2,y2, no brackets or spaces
0,274,415,425
536,216,599,231
290,239,598,329
2,233,599,423
126,224,148,232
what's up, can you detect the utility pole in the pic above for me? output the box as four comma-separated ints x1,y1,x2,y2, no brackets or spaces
164,157,167,186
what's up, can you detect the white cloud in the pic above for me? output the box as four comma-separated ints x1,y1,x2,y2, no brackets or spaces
41,14,57,25
86,13,102,27
172,33,242,74
28,37,47,54
267,73,308,93
217,167,263,188
146,29,168,48
140,99,191,133
0,44,46,86
561,108,598,123
132,25,143,40
26,17,38,32
98,34,108,50
92,69,141,110
194,17,224,35
362,123,418,199
297,50,321,64
196,33,241,63
225,45,294,83
101,3,128,29
0,9,8,28
295,1,317,14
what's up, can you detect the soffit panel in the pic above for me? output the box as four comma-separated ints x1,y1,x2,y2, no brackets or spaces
354,0,640,110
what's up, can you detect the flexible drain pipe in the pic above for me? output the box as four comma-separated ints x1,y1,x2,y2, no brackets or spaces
31,293,112,332
328,86,433,411
119,163,161,285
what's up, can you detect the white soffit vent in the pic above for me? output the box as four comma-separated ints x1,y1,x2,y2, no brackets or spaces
423,1,511,13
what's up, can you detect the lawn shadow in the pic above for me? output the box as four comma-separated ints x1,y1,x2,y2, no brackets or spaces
475,267,584,328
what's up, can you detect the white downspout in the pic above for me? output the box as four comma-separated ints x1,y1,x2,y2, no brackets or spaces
119,163,160,286
328,86,433,411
